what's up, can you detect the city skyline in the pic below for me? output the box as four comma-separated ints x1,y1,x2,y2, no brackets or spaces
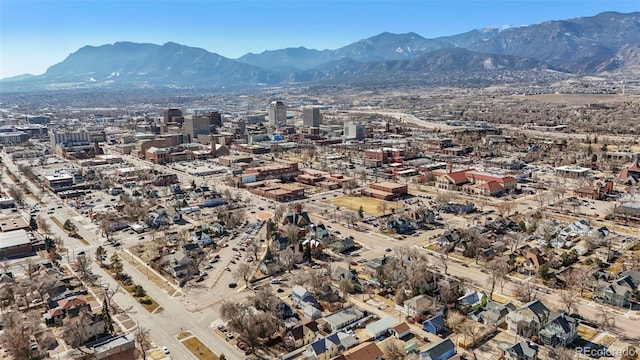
1,0,638,79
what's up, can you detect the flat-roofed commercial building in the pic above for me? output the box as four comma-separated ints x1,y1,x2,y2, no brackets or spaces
0,229,32,258
363,181,408,201
44,174,74,189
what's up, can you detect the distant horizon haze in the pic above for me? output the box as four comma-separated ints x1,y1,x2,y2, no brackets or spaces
1,0,638,79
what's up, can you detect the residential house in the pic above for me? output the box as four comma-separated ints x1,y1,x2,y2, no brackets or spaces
43,295,90,326
286,321,319,348
291,286,318,307
457,290,487,312
163,250,192,278
329,236,357,254
365,317,396,339
191,230,212,246
404,295,431,316
390,322,411,339
422,314,447,335
419,338,457,360
595,273,638,307
304,332,358,360
477,301,516,326
522,252,546,275
503,341,539,360
438,231,461,248
303,304,323,320
341,342,384,360
506,300,552,339
388,218,416,235
332,266,363,293
323,307,365,332
539,313,578,347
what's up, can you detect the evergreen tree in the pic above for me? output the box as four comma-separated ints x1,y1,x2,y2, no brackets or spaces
103,298,114,334
303,243,312,262
29,215,38,231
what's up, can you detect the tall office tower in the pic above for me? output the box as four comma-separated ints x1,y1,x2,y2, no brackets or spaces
302,106,320,128
210,111,223,127
268,101,287,127
184,115,212,142
344,121,366,140
163,108,183,125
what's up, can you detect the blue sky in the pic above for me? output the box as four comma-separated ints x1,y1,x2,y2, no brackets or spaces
1,0,638,79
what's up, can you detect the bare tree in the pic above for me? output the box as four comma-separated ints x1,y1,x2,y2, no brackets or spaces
559,289,578,314
376,202,389,216
36,215,50,235
513,281,538,303
281,224,300,243
598,306,616,330
75,254,93,278
7,184,25,208
134,325,152,360
273,205,287,225
1,311,44,359
234,263,253,285
279,248,296,272
486,258,509,300
251,285,279,314
496,200,515,218
383,339,407,360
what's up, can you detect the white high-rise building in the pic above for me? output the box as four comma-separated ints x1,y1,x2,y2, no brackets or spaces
344,121,365,140
268,101,287,127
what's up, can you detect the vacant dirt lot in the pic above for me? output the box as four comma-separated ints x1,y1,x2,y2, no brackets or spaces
329,195,401,215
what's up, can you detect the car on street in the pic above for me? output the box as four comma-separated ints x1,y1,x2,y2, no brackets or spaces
162,346,170,355
277,288,284,293
385,248,392,252
228,282,237,288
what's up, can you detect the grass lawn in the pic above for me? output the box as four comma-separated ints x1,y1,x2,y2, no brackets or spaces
181,336,218,360
50,217,89,245
577,324,598,340
177,331,192,340
597,334,616,346
121,252,178,296
329,196,401,216
149,349,166,360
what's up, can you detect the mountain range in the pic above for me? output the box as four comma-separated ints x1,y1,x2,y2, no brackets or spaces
2,11,638,91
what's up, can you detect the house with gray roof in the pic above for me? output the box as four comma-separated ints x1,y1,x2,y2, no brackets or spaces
291,285,318,307
477,301,516,326
419,338,457,360
365,316,396,339
304,332,358,360
506,300,551,339
502,341,538,360
539,313,577,347
323,307,365,332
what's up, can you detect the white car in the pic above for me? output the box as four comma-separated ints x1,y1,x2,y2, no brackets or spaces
162,346,170,354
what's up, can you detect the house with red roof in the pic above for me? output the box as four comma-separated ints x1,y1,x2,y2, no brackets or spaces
619,158,640,185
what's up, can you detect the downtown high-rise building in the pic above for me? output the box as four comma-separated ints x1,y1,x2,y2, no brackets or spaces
268,101,287,127
302,106,320,128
